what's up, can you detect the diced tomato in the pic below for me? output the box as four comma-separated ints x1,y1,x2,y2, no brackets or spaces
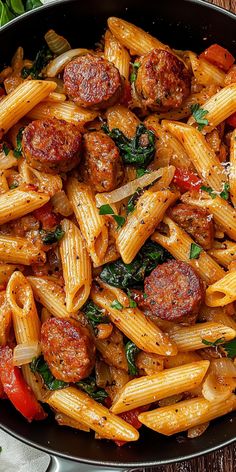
114,405,149,447
0,346,47,422
226,112,236,128
199,44,235,72
173,168,202,193
33,202,58,229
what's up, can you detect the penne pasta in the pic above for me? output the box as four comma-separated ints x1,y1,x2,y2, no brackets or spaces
229,129,236,208
104,30,130,81
188,51,226,87
0,235,46,265
199,305,236,331
0,264,19,286
91,281,177,356
59,219,92,313
19,160,62,197
46,386,139,442
28,276,75,320
55,412,90,432
208,240,236,268
138,395,236,436
0,80,56,138
67,178,108,267
27,101,98,126
111,361,209,414
108,17,170,56
205,270,236,307
195,84,236,129
116,189,178,264
0,291,11,346
0,188,50,225
21,364,46,402
152,217,225,285
106,104,140,139
169,322,236,351
163,120,227,192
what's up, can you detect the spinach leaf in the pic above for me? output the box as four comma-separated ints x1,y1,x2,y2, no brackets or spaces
25,0,42,10
83,300,109,329
2,143,10,156
136,168,150,178
127,187,143,214
190,104,209,131
13,127,24,158
130,61,140,84
223,338,236,358
100,240,171,289
76,376,108,403
99,204,126,229
220,183,230,201
103,123,155,168
202,337,225,347
41,225,65,245
110,299,123,310
125,341,139,375
21,45,52,79
0,0,42,26
31,356,68,390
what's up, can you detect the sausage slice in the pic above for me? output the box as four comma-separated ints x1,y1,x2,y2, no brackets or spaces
64,54,122,109
22,118,82,174
168,203,214,250
41,318,96,382
81,131,124,192
135,49,191,111
143,260,205,323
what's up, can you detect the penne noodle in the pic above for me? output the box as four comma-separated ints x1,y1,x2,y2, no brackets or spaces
195,84,236,129
162,120,227,192
27,101,98,126
46,386,139,442
0,264,20,286
106,104,140,139
6,271,41,343
0,172,9,194
111,361,209,414
21,364,46,402
67,178,108,267
116,189,178,264
55,412,90,432
169,322,236,351
104,30,130,81
152,217,225,285
206,270,236,307
0,80,56,138
138,395,236,436
91,281,177,357
28,276,75,320
0,235,46,265
108,17,170,56
163,351,202,369
188,51,226,87
59,219,92,313
199,305,236,332
208,240,236,268
19,160,62,197
43,92,67,103
181,192,236,242
229,129,236,208
0,291,11,346
0,188,50,225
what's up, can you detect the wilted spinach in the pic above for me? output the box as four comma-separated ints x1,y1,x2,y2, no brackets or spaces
76,376,108,403
31,356,68,390
83,300,109,329
41,225,65,245
0,0,42,27
100,240,171,289
103,123,155,168
21,45,52,79
13,127,24,158
125,341,140,375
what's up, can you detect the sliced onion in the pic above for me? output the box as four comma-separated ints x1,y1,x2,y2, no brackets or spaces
45,29,71,55
13,341,41,366
95,166,175,207
187,422,209,438
46,48,91,77
211,358,236,378
202,371,234,402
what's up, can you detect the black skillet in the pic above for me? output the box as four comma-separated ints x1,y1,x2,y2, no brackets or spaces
0,0,235,470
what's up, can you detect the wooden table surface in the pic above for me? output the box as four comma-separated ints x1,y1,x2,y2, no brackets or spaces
144,1,236,471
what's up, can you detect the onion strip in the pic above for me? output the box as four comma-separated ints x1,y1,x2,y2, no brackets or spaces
46,49,91,77
95,166,175,207
13,341,41,366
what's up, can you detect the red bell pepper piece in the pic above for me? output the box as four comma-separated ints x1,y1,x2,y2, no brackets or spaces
33,202,58,229
173,168,202,193
199,44,235,72
0,346,47,422
115,405,149,447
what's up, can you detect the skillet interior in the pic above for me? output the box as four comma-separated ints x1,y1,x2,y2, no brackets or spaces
0,0,236,466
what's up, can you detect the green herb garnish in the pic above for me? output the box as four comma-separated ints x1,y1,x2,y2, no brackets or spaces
2,143,10,156
21,45,52,79
9,182,19,189
202,337,225,347
130,61,141,84
99,204,125,229
136,168,150,178
13,127,24,158
220,183,230,201
0,0,42,27
125,341,140,375
190,243,202,260
83,300,109,329
41,225,65,245
223,338,236,358
200,185,217,199
191,104,209,131
127,187,142,214
110,299,123,310
31,356,68,390
127,288,137,308
76,376,108,403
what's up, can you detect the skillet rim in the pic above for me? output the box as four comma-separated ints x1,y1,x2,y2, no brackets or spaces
0,0,236,466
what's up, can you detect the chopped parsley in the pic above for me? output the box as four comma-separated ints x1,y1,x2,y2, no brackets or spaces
130,61,141,83
189,243,202,260
13,127,25,158
127,288,137,308
41,225,65,245
2,143,10,156
201,183,230,200
9,182,19,189
110,299,123,310
99,204,126,229
220,183,230,201
125,341,140,375
191,104,209,131
223,338,236,358
136,168,150,178
202,337,225,347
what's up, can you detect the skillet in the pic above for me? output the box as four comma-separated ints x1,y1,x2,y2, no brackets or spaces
0,0,235,469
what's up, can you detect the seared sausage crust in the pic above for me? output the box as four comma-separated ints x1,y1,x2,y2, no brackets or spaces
81,131,124,192
22,118,82,174
135,49,191,111
143,260,205,323
64,54,122,109
168,203,214,250
41,318,96,382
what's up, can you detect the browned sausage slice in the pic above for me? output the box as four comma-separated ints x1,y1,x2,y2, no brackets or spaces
168,203,214,250
135,49,191,111
63,54,122,109
22,118,82,174
41,318,96,382
143,260,205,323
81,131,124,192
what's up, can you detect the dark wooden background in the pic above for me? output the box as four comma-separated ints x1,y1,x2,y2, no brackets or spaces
144,1,236,471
